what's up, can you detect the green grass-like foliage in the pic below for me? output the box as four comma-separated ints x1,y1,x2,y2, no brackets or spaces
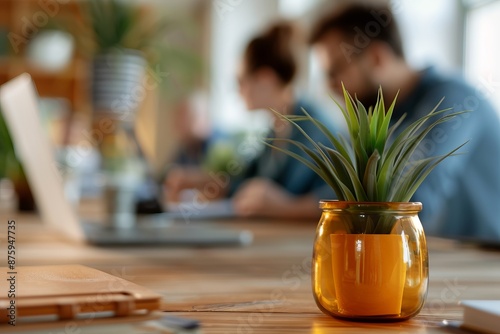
267,85,467,203
81,0,171,54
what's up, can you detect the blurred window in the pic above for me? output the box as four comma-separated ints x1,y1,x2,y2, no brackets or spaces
393,0,463,71
465,0,500,112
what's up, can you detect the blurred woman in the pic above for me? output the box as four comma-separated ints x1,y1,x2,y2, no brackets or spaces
166,23,335,219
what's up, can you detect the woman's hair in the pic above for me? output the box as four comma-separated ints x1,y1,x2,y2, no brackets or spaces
244,23,298,85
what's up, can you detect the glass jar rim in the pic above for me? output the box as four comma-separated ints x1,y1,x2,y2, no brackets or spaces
319,200,422,212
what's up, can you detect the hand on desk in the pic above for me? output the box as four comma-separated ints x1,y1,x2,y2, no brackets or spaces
233,178,320,219
166,169,320,219
165,166,228,202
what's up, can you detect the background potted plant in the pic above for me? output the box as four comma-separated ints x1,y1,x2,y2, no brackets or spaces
79,0,161,119
267,86,467,321
58,0,201,168
64,0,202,222
75,0,201,118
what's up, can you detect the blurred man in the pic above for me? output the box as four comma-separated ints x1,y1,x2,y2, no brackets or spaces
310,4,500,241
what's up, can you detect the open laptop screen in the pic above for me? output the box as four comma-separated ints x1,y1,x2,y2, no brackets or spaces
0,74,84,241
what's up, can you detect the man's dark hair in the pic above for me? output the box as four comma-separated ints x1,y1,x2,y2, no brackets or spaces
309,4,404,58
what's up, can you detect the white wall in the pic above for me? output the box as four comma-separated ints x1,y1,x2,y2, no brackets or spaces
209,0,280,134
393,0,464,72
465,0,500,112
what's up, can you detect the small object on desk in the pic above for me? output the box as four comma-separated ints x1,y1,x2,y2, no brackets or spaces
461,300,500,334
441,320,477,333
158,316,200,330
133,316,201,334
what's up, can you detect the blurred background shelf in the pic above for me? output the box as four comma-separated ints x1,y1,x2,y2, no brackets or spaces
0,0,206,171
0,0,90,114
0,57,90,113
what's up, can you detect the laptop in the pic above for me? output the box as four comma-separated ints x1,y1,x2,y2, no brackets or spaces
0,73,252,246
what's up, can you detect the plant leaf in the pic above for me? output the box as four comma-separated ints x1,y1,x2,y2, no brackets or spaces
363,150,380,201
299,108,354,167
319,143,368,201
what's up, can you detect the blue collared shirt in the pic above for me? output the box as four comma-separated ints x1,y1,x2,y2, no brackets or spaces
393,67,500,242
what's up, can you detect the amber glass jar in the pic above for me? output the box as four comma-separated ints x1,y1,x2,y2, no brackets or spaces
312,201,428,321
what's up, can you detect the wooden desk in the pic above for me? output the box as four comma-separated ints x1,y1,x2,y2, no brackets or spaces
1,212,500,333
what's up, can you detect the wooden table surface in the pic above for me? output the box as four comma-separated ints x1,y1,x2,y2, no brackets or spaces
2,207,500,333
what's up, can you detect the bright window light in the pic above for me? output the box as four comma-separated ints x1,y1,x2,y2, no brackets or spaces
393,0,462,71
465,0,500,112
279,0,319,18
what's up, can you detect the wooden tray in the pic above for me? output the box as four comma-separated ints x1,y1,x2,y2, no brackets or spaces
0,265,161,323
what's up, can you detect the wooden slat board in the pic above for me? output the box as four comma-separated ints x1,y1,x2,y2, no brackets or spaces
1,211,500,333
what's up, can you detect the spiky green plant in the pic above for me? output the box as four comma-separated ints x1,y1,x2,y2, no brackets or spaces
266,85,467,231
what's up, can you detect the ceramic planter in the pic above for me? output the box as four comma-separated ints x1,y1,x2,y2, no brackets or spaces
91,49,147,121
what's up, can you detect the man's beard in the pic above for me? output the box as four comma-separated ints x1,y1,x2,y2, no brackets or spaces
350,74,380,110
356,90,379,111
